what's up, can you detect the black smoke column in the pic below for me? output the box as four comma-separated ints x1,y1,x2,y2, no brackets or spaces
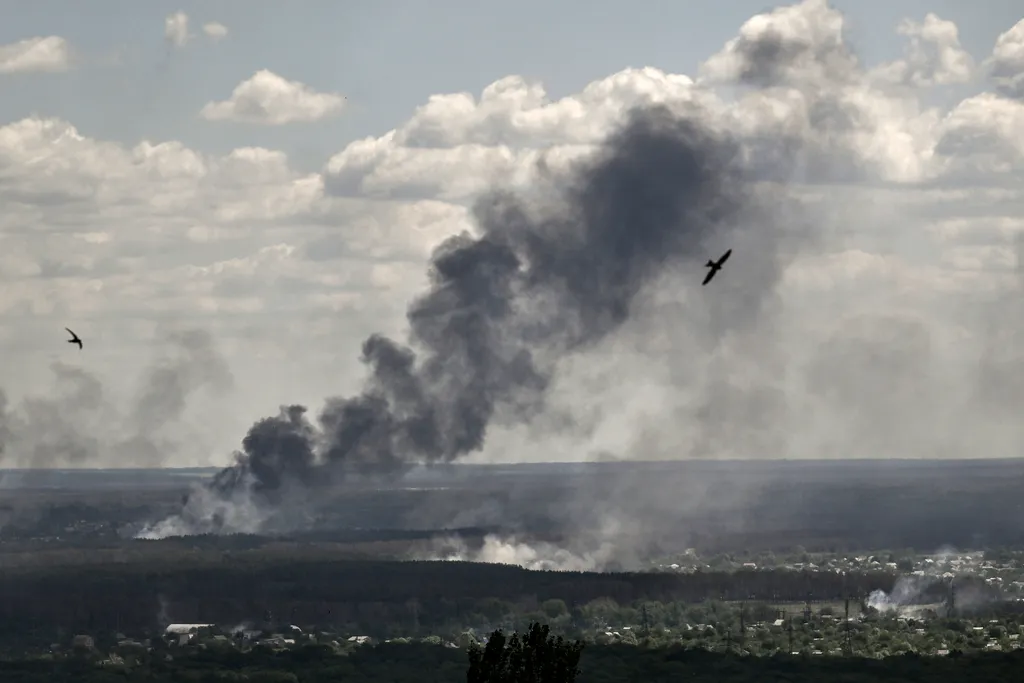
166,105,754,535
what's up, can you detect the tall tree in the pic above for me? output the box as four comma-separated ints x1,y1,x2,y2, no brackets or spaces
467,622,584,683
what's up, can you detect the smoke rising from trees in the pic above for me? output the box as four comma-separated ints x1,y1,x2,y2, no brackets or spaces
141,104,811,538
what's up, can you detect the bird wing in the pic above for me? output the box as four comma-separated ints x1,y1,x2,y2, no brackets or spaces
718,249,733,266
65,327,75,336
702,269,716,286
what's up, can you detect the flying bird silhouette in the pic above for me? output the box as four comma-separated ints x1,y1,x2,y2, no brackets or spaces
65,327,83,350
702,249,733,286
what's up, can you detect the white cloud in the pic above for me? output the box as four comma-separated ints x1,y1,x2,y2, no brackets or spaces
698,0,857,88
0,36,71,74
988,19,1024,98
200,70,346,125
202,22,229,41
934,92,1024,178
872,13,974,87
4,0,1024,470
164,11,190,48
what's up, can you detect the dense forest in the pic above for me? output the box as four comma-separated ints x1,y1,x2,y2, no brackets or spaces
1,641,1022,682
0,556,924,641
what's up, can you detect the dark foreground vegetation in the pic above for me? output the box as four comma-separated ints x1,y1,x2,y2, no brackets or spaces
0,554,908,642
1,640,1022,682
468,623,585,682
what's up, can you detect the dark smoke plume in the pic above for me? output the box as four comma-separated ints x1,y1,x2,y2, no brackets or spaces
145,104,790,537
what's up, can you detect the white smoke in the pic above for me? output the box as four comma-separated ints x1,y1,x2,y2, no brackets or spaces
867,546,960,614
156,594,172,628
137,474,269,539
423,514,642,571
431,534,618,572
867,576,932,614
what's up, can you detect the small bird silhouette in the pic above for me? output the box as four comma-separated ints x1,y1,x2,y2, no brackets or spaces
702,249,733,286
65,327,83,350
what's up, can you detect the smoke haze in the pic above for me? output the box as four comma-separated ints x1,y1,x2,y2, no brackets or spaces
0,328,232,469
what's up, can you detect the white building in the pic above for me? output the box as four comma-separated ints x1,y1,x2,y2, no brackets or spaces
164,624,214,646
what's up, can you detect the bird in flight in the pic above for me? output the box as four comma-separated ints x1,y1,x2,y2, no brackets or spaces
702,249,733,286
65,327,83,350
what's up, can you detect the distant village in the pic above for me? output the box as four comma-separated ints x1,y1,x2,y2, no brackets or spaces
12,513,1024,662
656,549,1024,595
45,547,1024,664
51,603,1024,665
55,623,464,668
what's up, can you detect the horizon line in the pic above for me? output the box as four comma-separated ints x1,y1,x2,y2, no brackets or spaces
2,456,1024,473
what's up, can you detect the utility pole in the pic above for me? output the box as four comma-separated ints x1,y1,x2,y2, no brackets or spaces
844,598,852,656
738,602,745,646
788,615,794,654
641,604,650,638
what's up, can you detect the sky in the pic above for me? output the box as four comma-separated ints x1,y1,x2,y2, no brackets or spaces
2,0,1024,469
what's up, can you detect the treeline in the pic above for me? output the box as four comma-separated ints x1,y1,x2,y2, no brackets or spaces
0,556,993,642
1,643,1023,682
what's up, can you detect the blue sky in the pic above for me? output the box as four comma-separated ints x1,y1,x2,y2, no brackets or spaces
2,0,1022,170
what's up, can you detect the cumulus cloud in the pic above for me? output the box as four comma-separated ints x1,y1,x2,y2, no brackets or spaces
0,36,71,74
203,22,229,41
164,11,190,48
3,0,1024,489
934,92,1024,181
873,13,974,87
988,19,1024,98
699,0,857,88
200,70,346,125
